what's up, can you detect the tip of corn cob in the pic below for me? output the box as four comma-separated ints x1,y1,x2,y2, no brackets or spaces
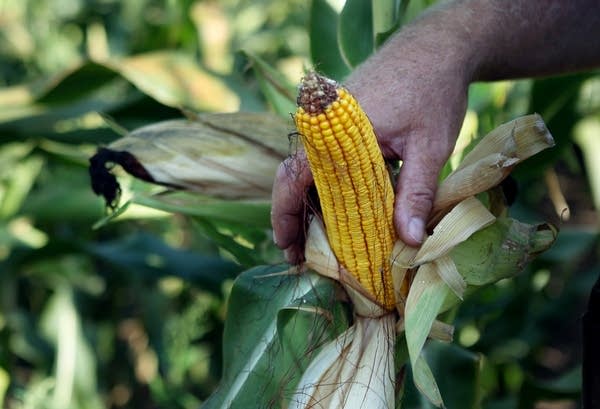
296,72,339,115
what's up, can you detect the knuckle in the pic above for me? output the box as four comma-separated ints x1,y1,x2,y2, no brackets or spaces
276,153,312,183
407,188,434,207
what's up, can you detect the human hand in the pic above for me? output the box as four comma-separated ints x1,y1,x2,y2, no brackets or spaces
271,24,473,264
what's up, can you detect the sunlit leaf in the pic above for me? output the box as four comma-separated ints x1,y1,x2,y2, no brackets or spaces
574,117,600,209
338,0,374,67
309,0,350,81
0,52,239,136
244,51,297,116
40,286,105,409
0,146,44,219
112,51,240,112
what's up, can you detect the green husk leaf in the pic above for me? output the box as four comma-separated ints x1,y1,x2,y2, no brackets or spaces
412,355,444,408
451,217,557,287
404,263,451,370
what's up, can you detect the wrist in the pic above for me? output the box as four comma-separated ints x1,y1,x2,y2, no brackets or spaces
351,1,485,90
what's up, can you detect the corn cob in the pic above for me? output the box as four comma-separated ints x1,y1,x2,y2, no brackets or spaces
295,72,396,310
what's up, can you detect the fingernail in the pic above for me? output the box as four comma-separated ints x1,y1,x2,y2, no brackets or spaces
408,217,425,244
272,229,278,246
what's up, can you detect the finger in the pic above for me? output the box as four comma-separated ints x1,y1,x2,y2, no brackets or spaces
270,151,313,262
394,141,446,247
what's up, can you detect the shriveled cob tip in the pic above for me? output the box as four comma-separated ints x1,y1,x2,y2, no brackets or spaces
296,72,339,115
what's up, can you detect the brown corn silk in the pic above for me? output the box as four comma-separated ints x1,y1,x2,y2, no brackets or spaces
295,72,397,310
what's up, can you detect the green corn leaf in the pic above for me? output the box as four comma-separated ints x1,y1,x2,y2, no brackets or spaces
201,266,348,409
0,52,239,129
402,341,482,409
133,192,271,229
244,51,297,116
83,233,240,294
338,0,374,67
309,0,350,81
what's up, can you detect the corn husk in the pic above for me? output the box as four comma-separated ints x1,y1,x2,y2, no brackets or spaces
299,115,557,408
431,114,554,224
90,112,291,205
304,217,340,281
289,312,395,409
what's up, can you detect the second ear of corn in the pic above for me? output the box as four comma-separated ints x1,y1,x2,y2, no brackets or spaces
295,72,397,310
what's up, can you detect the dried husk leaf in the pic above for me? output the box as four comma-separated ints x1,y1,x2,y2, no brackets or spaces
431,114,554,223
398,199,496,406
392,197,494,301
304,218,340,281
431,255,465,300
433,153,516,214
458,114,554,168
289,314,395,409
428,320,454,343
415,196,495,266
341,277,388,318
300,220,396,409
390,241,418,314
100,112,291,200
289,325,356,408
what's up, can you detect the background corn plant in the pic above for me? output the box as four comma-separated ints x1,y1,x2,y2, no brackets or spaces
0,0,598,408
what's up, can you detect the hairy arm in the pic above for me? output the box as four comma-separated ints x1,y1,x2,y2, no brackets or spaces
272,0,600,262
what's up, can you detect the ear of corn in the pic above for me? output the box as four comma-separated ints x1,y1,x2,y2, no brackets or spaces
294,72,396,310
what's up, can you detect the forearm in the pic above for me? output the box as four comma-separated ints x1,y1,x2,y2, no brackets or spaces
466,0,600,80
361,0,600,86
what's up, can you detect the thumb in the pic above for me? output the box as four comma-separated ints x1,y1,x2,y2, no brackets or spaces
394,142,446,247
271,151,313,264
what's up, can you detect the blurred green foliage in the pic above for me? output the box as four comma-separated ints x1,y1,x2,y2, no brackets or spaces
0,0,598,408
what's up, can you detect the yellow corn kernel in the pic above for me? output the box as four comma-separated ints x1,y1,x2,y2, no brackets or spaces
295,72,396,310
